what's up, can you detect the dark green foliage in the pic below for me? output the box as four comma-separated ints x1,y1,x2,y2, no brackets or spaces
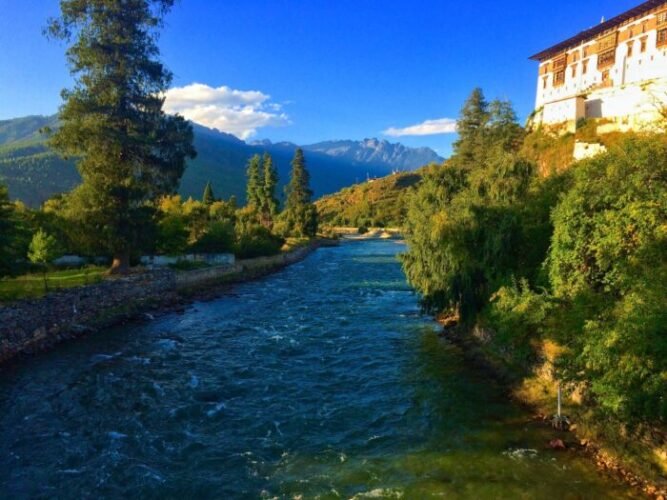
193,220,235,254
202,181,216,205
235,207,284,258
156,214,189,256
260,153,279,227
401,90,535,319
548,137,667,422
404,88,667,425
246,154,262,209
281,148,318,237
47,0,196,272
0,184,18,276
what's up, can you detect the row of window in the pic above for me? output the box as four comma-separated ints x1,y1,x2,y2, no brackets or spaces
541,10,667,76
542,29,667,89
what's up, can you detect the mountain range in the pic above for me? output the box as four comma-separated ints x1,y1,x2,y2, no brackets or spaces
0,115,443,207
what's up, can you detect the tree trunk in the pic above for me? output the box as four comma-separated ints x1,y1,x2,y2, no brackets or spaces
109,253,131,275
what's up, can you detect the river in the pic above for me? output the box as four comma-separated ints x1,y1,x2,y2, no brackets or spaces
0,240,636,498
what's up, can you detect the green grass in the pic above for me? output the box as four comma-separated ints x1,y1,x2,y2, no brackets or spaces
0,266,106,302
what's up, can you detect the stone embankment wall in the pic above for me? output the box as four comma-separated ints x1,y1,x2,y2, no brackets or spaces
0,242,326,365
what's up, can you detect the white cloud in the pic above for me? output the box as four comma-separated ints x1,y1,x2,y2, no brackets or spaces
164,83,290,140
383,118,458,137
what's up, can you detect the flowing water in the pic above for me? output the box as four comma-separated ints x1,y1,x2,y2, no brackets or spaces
0,240,636,498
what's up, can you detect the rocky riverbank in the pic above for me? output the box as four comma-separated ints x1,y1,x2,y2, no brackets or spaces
0,239,336,366
440,322,667,499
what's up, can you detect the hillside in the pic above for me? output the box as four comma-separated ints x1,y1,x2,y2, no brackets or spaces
0,115,441,207
315,169,427,228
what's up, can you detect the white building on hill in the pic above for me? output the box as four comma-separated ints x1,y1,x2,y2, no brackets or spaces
531,0,667,133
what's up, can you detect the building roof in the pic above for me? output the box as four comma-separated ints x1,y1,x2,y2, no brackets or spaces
530,0,666,61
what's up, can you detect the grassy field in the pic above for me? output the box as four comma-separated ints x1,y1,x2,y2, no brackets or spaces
0,266,106,302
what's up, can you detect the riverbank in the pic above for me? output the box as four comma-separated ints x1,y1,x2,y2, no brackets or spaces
325,226,403,240
441,322,667,499
0,238,337,366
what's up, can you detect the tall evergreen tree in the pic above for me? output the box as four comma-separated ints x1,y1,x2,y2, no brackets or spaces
47,0,196,274
260,153,279,227
245,154,262,208
283,148,317,237
202,181,215,205
452,88,490,165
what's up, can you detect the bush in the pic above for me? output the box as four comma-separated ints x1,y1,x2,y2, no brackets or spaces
235,224,284,259
192,220,235,254
549,136,667,422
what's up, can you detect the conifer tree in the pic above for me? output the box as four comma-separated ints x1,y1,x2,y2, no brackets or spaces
202,181,215,205
452,88,490,165
246,154,263,208
282,148,318,237
47,0,196,274
260,153,279,227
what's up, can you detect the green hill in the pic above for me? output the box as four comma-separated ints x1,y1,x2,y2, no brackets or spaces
0,115,438,207
315,169,427,228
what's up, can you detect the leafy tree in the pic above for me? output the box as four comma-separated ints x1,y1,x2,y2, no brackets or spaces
260,153,279,228
549,137,667,421
235,208,284,259
46,0,196,274
193,220,235,254
281,148,318,237
401,93,535,319
209,198,237,222
28,229,62,292
156,214,189,256
202,181,216,205
245,154,262,209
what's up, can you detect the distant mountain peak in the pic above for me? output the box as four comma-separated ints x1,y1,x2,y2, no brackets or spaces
303,138,443,171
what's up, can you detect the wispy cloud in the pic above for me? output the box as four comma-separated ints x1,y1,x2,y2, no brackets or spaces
383,118,458,137
164,83,290,140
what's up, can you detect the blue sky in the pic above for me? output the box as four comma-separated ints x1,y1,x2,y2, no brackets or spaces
0,0,642,156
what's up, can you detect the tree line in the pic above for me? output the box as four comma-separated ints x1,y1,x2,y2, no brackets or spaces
402,88,667,425
0,0,318,279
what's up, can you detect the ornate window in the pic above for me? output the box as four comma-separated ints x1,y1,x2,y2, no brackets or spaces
658,28,667,47
597,48,616,69
641,36,648,52
552,56,567,87
657,11,667,26
598,33,618,52
627,41,634,58
582,60,588,74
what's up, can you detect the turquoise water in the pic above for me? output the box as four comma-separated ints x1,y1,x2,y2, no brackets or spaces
0,241,636,498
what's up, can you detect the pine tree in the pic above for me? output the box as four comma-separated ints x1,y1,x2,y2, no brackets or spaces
246,154,263,208
202,181,215,205
46,0,196,274
452,87,490,165
260,153,279,227
282,148,318,237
